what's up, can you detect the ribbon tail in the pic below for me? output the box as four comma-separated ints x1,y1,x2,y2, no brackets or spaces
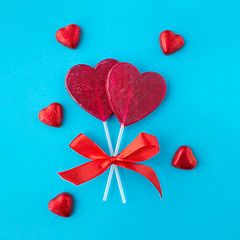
115,161,162,199
58,159,110,185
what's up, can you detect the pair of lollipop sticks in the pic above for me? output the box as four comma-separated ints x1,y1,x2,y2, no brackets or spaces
102,84,134,203
102,122,126,203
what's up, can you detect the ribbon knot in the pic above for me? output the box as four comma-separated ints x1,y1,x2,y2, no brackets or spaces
58,132,162,198
110,156,116,165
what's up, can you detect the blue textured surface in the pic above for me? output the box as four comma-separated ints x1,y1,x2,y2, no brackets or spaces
0,0,240,239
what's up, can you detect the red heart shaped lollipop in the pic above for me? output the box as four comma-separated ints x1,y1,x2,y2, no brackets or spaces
106,63,166,126
56,24,81,49
48,192,73,217
39,103,63,127
172,146,197,170
159,30,184,55
66,59,119,121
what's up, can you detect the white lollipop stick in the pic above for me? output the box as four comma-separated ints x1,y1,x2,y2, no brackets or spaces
102,122,115,200
103,124,126,203
103,121,114,156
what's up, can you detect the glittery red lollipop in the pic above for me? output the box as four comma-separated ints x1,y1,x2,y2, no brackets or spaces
66,59,119,121
106,63,167,126
66,59,126,202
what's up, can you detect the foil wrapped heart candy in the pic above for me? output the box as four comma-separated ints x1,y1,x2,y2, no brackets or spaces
56,24,81,49
172,146,197,170
159,30,184,55
39,103,63,127
48,192,73,217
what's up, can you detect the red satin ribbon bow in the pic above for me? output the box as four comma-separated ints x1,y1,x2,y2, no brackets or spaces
58,132,162,198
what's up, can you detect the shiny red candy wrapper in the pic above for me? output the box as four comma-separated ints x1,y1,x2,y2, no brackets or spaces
172,146,197,170
56,24,81,49
48,192,73,217
159,30,184,55
39,103,63,127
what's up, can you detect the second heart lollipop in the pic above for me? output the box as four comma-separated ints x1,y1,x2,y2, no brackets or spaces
103,62,167,201
106,62,167,126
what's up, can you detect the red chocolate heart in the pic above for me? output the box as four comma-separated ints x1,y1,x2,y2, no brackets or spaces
106,63,166,126
55,24,81,49
48,192,73,217
159,30,184,55
172,146,197,170
66,59,119,121
39,103,63,127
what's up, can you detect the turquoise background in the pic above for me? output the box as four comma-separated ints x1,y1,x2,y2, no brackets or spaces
0,0,240,239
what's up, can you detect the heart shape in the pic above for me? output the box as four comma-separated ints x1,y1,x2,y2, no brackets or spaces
66,59,119,121
159,30,184,55
55,24,81,49
48,192,73,217
106,63,167,126
39,103,63,127
172,146,197,170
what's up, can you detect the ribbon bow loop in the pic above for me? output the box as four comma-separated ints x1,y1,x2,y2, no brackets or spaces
70,133,109,160
117,132,159,162
58,132,162,198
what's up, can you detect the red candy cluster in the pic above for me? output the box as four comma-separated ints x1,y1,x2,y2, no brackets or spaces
38,23,196,217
